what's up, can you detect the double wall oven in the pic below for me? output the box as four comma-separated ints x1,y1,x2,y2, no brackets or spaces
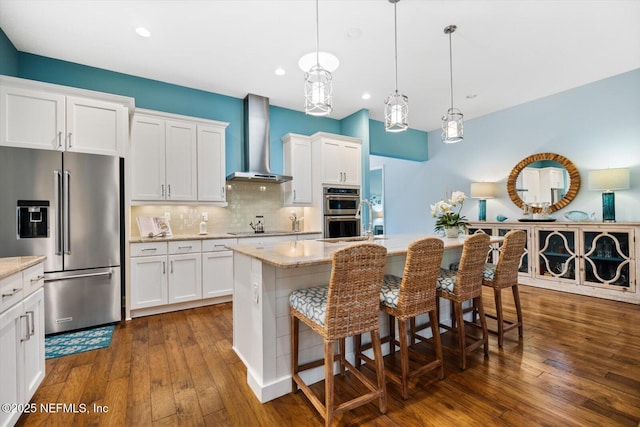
323,187,361,238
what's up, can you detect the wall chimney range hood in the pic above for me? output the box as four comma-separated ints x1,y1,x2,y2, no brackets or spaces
226,94,292,183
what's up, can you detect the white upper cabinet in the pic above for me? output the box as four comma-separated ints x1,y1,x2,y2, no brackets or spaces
0,77,132,156
130,109,228,204
282,133,312,205
197,124,227,202
311,132,362,186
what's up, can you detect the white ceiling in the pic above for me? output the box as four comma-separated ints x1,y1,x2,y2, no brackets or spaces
1,0,639,132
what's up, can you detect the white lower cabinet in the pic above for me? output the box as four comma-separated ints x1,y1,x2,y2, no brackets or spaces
202,239,235,299
0,263,45,427
168,253,202,303
130,255,167,309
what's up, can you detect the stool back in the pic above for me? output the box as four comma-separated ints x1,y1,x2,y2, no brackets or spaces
491,230,526,288
326,243,388,340
396,238,444,318
453,233,491,300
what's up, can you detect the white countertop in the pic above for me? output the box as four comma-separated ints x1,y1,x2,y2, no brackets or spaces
129,230,322,244
227,234,504,269
0,256,46,280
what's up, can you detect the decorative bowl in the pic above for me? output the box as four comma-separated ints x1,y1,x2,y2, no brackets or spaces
496,215,508,222
563,211,594,222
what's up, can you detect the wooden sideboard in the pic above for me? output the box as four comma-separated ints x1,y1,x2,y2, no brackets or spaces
468,221,639,304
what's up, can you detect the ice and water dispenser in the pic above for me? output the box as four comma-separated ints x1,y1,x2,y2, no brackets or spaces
17,200,49,238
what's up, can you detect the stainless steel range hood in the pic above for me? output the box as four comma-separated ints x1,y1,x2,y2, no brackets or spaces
226,94,292,183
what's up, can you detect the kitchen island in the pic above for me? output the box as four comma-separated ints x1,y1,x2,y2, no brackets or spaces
228,234,503,403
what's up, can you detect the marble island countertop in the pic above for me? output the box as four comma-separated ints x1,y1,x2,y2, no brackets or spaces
227,233,504,269
129,230,322,243
0,256,46,280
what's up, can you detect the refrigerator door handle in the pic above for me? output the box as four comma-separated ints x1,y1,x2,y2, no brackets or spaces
54,170,63,255
63,170,71,255
45,269,113,282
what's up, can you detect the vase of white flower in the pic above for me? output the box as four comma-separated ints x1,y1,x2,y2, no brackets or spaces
431,191,469,237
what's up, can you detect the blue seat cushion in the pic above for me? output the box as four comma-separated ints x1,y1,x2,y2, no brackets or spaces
483,263,497,281
380,274,402,308
289,286,329,327
437,268,457,294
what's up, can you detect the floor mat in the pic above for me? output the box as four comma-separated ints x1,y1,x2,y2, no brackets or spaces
45,324,115,359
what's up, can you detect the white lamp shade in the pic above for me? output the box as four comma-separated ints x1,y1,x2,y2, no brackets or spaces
471,182,497,199
588,168,630,191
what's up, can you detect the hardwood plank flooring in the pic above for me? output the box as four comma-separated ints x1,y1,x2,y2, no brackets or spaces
17,285,640,426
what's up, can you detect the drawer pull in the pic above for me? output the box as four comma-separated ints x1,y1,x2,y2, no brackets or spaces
2,288,21,298
31,275,45,283
141,248,157,252
214,244,226,248
178,245,193,250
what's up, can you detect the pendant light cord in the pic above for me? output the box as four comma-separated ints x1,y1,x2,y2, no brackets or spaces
448,30,454,110
315,0,320,66
393,1,398,92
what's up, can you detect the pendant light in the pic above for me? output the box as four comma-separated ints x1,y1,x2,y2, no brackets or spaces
442,24,463,143
304,0,332,116
384,0,408,132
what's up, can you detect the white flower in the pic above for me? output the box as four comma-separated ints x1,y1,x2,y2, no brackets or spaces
450,191,467,205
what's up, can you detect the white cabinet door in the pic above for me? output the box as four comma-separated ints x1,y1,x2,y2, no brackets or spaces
197,124,226,202
321,139,343,185
202,251,233,298
168,253,202,303
0,303,22,427
65,96,126,156
0,85,65,151
130,255,167,309
130,115,166,201
165,120,197,201
341,142,361,186
283,135,313,205
22,288,44,402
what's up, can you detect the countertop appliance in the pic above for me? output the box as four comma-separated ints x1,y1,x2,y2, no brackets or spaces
0,146,121,334
323,186,361,238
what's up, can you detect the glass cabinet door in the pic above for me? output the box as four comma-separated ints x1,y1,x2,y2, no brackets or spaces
498,227,529,275
537,229,577,281
582,230,632,290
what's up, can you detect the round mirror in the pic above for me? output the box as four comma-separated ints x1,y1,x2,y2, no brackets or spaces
507,153,580,213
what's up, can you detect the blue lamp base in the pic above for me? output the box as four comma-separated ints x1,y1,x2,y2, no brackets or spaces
602,191,616,223
478,199,487,221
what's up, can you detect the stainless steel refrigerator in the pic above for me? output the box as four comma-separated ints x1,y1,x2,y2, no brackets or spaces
0,146,121,334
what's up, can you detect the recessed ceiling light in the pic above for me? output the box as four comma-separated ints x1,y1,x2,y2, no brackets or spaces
466,94,478,99
298,52,340,73
135,27,151,38
274,67,286,76
361,93,371,100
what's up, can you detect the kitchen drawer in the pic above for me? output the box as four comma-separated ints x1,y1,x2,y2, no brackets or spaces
131,241,168,257
241,235,295,247
1,272,23,314
22,263,45,297
202,238,237,252
168,240,201,254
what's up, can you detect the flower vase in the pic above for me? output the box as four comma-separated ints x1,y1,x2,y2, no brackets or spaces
444,227,459,238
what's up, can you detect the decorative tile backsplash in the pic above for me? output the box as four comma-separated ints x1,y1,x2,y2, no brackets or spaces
130,181,305,237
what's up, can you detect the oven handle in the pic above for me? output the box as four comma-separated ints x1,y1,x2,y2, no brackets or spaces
325,195,359,201
325,216,358,221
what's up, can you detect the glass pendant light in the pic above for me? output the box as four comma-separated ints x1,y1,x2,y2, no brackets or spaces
384,0,408,132
304,0,332,116
442,24,463,143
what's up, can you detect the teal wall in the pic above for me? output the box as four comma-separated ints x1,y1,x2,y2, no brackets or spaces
369,120,428,161
0,28,18,76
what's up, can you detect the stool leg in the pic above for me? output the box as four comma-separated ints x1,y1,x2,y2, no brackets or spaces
428,310,444,380
291,314,299,393
397,318,409,400
325,340,335,427
512,284,524,338
494,287,505,348
339,338,346,376
371,329,387,414
354,334,362,368
389,314,396,356
476,296,489,357
453,302,466,370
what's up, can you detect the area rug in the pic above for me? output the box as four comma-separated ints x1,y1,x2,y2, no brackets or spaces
45,325,115,359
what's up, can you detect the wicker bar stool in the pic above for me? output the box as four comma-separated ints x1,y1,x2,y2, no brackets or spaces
289,243,388,427
356,237,445,400
480,229,526,347
434,232,490,370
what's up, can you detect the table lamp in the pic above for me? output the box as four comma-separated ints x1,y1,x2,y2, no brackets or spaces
471,182,497,221
588,168,630,222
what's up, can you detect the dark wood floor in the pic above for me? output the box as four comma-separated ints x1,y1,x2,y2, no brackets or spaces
18,284,640,426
